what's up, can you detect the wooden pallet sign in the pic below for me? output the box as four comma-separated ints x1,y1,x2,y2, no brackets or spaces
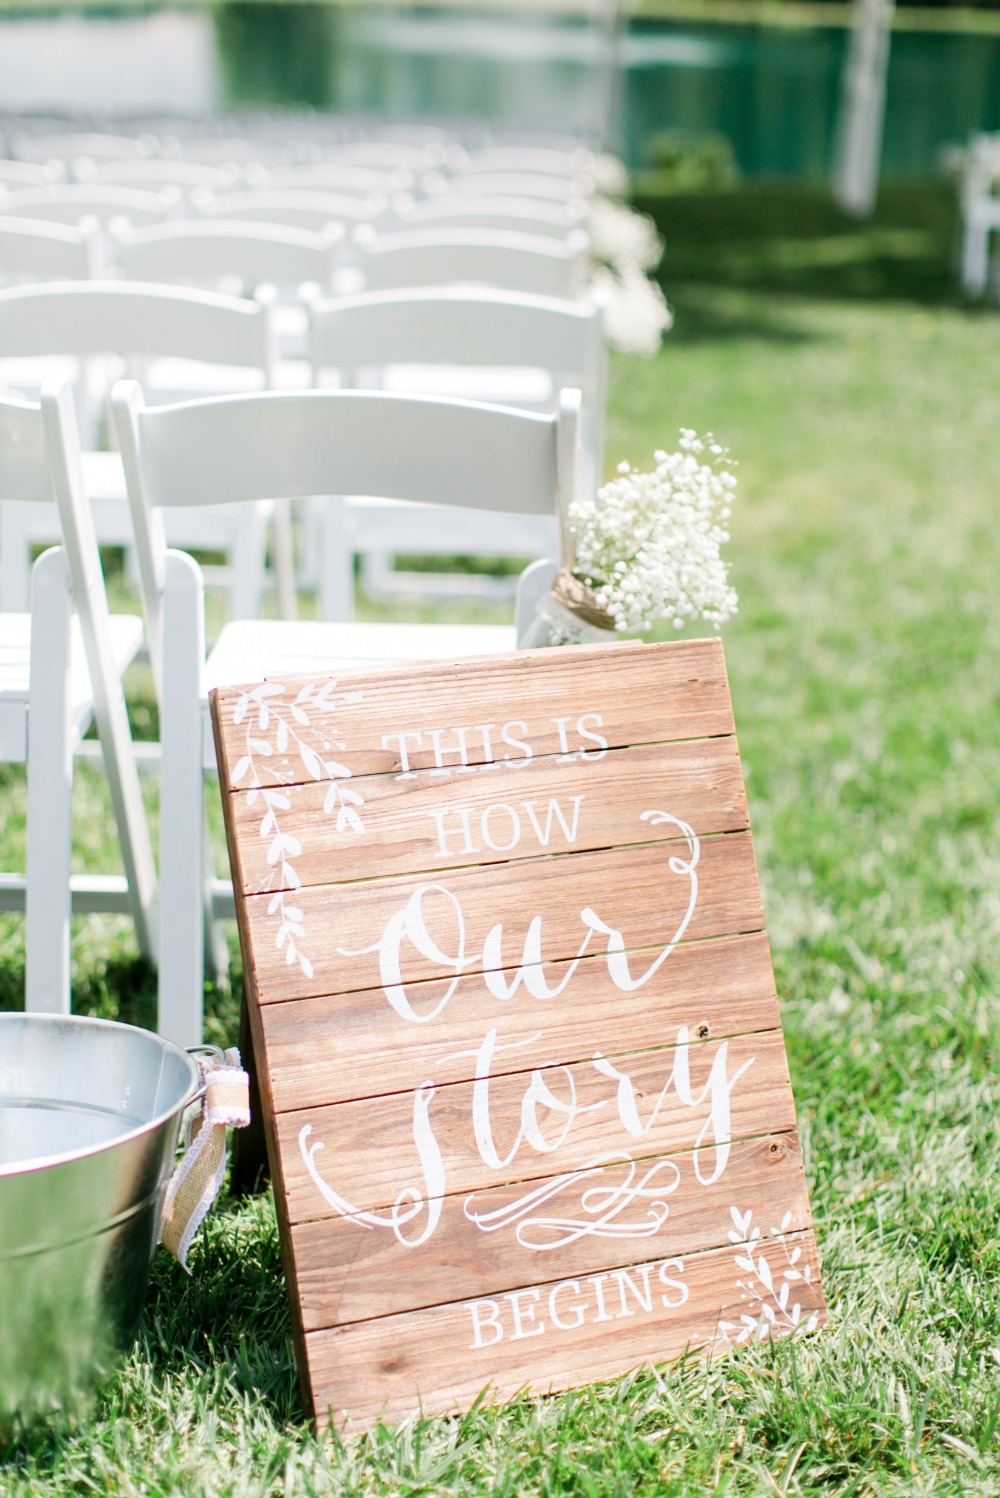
210,638,826,1430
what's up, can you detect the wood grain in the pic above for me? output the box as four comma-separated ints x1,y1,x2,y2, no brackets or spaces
208,642,825,1431
259,929,780,1113
244,829,764,1005
212,637,735,786
226,735,749,891
291,1131,812,1331
279,1028,794,1225
304,1227,827,1428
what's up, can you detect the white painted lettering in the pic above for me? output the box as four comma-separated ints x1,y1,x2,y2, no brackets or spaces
549,1279,587,1330
501,720,532,767
550,715,576,763
506,1288,545,1340
427,725,473,772
659,1258,688,1307
428,805,478,858
480,802,522,852
576,713,608,760
381,729,424,779
613,1264,654,1317
588,1273,615,1323
468,1299,504,1349
521,796,583,848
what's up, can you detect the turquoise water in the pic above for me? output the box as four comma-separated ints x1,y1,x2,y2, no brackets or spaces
0,4,998,181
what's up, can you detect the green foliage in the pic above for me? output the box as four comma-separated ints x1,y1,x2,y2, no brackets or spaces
3,181,1000,1494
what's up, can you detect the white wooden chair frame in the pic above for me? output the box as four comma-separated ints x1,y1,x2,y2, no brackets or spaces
0,279,296,621
0,384,157,1011
110,381,580,1045
307,286,607,617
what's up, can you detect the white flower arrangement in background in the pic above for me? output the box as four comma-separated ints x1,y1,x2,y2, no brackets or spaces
587,181,673,358
522,431,738,648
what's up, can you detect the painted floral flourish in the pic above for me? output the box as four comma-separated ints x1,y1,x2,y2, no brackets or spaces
228,679,366,977
716,1206,820,1346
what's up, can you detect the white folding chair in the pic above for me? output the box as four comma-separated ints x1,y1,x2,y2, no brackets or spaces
0,386,156,1011
960,132,1000,295
0,159,66,188
0,281,294,621
108,381,581,1045
193,188,386,233
0,184,181,229
9,133,155,169
456,145,596,179
74,159,242,200
111,219,344,365
0,217,100,284
392,192,589,240
353,226,592,300
425,169,595,203
307,286,607,616
246,163,412,198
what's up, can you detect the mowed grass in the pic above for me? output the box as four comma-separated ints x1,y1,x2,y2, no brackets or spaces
3,182,1000,1495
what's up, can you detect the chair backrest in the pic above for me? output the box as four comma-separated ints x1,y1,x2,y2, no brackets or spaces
193,188,385,231
0,390,57,506
0,217,100,282
246,163,412,197
10,132,155,167
0,280,274,455
112,382,581,687
0,158,65,188
428,170,595,202
75,159,242,196
160,137,297,167
354,226,591,300
312,141,445,173
0,184,181,228
0,280,274,377
457,145,595,178
393,192,589,239
308,287,606,485
112,219,342,295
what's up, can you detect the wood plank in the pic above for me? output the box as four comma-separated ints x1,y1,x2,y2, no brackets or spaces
279,1028,794,1225
304,1228,827,1428
259,929,780,1113
244,829,765,1005
292,1131,812,1331
225,735,749,891
211,637,735,787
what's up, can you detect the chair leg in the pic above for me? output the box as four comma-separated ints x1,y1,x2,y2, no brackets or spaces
25,548,74,1014
320,495,354,621
0,504,34,614
159,550,207,1047
271,497,298,622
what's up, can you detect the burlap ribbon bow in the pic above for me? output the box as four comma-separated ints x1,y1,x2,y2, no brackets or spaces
160,1047,251,1271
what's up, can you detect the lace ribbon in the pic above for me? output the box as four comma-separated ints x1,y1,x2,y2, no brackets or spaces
160,1047,251,1272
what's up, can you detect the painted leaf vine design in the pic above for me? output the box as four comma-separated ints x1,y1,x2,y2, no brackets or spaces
229,679,366,977
716,1206,819,1346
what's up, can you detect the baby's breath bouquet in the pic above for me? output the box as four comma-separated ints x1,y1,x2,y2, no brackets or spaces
523,430,738,648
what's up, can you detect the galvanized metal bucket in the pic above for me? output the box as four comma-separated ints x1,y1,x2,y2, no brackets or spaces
0,1012,201,1429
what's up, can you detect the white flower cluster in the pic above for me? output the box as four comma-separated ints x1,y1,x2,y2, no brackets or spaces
569,431,738,633
589,195,664,274
587,195,671,357
593,152,630,198
593,265,673,358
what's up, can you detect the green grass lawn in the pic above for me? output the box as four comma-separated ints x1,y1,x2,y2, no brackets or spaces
3,181,1000,1494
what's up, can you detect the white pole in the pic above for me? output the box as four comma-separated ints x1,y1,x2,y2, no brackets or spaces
833,0,895,217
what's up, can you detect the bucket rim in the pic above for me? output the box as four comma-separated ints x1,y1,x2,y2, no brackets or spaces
0,1012,202,1179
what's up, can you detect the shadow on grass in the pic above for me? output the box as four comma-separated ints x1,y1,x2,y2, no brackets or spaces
641,181,980,342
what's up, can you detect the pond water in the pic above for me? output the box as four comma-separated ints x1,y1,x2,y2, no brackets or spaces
1,3,998,180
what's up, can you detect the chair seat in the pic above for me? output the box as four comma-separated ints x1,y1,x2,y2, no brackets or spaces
206,617,516,688
0,609,144,759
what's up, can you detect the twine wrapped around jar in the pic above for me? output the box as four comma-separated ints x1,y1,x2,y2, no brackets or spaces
550,568,618,631
521,568,621,649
